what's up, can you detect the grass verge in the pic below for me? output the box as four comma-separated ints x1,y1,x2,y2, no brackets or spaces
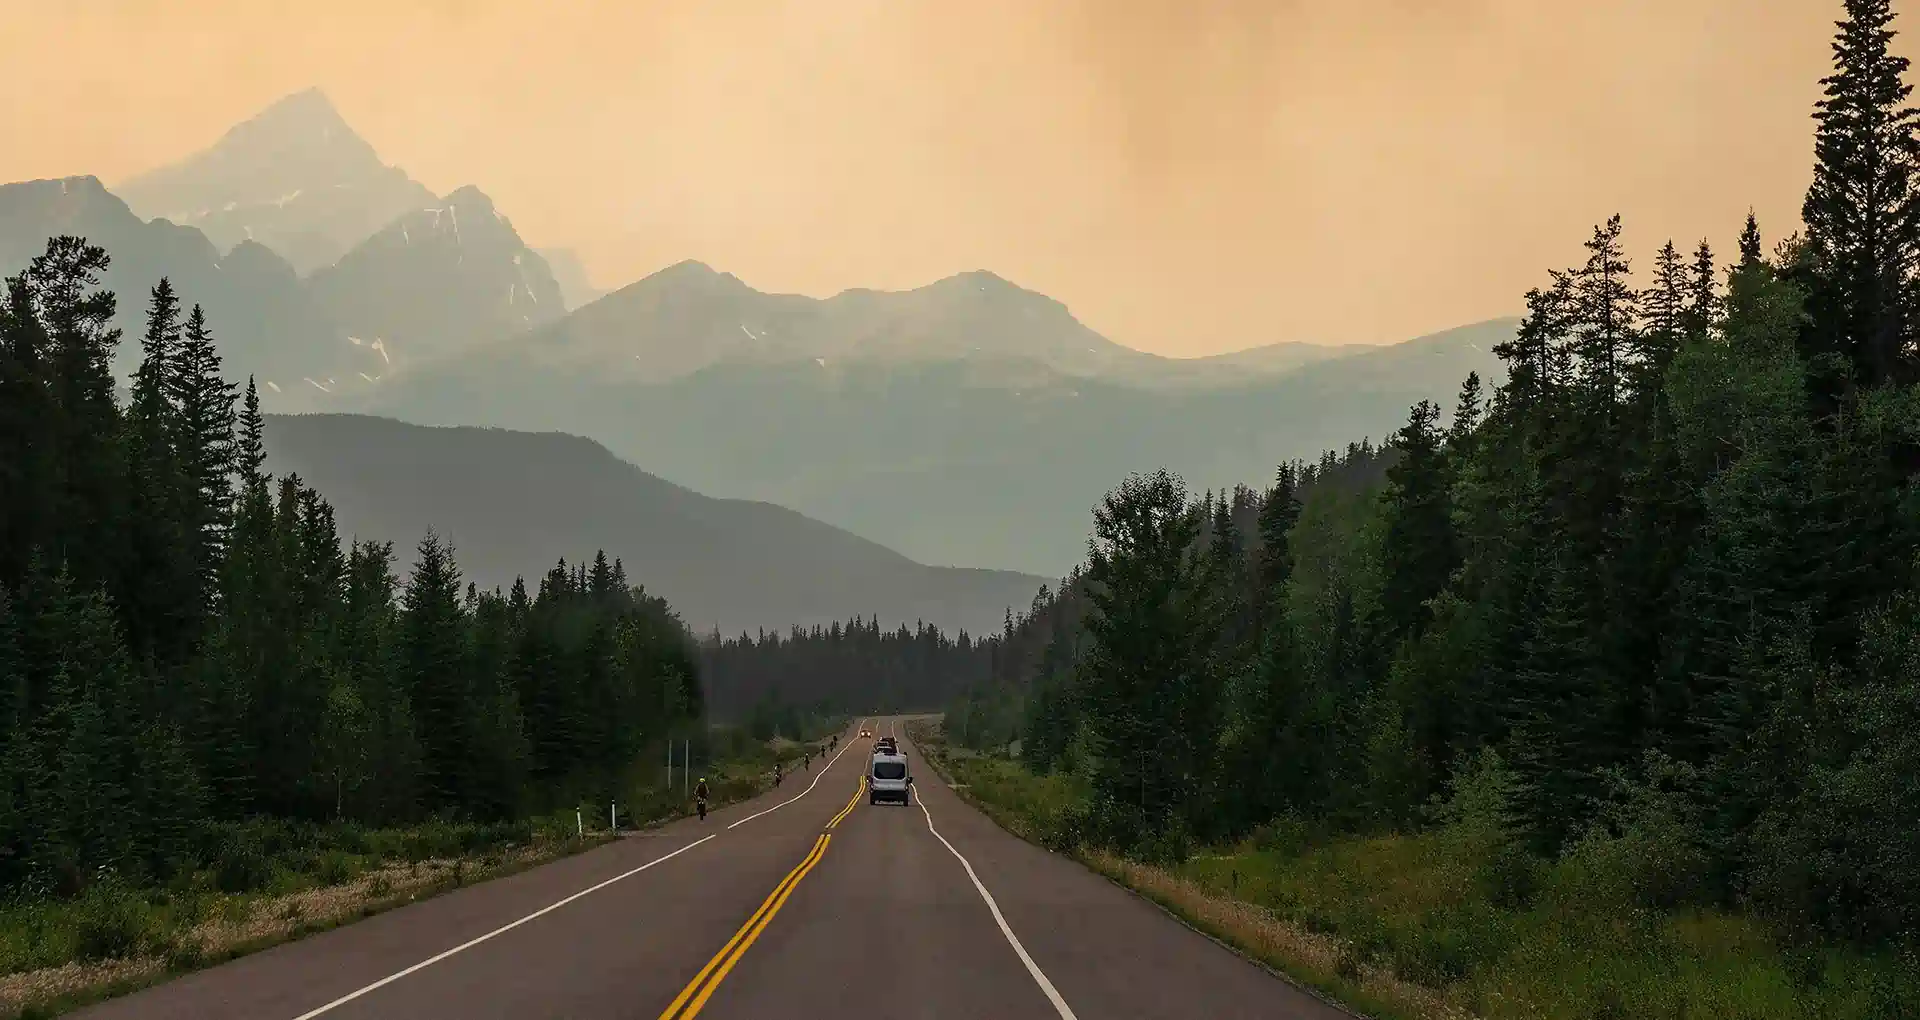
0,738,811,1020
0,827,603,1020
909,722,1919,1020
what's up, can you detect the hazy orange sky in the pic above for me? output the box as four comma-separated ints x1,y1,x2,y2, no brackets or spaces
0,0,1865,355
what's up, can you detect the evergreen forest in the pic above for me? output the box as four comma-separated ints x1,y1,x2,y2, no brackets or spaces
700,616,1005,727
0,240,704,897
947,0,1920,948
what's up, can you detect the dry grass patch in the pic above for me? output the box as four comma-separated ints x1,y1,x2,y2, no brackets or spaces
0,958,163,1016
0,842,575,1020
1084,850,1475,1020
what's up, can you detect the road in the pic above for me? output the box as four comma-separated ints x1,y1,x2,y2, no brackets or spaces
77,718,1351,1019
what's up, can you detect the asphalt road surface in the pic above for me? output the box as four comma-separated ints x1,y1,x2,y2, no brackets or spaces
77,718,1351,1019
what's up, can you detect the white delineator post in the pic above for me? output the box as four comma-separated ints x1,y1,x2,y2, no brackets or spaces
610,802,616,832
576,809,583,838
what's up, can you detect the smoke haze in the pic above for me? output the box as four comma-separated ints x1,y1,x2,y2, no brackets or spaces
0,0,1856,353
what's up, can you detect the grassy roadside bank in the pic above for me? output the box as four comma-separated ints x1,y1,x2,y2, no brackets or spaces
0,733,830,1020
908,722,1918,1020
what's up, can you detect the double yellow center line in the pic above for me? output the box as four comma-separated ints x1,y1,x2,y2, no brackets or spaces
656,778,867,1020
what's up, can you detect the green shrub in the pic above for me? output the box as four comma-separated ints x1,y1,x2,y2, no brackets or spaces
72,882,155,962
1038,802,1088,853
1431,748,1540,909
1555,752,1711,912
1248,815,1316,856
1390,902,1514,986
211,840,273,894
315,850,359,886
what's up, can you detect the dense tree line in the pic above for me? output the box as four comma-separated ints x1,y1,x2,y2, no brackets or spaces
957,0,1920,944
949,442,1393,755
0,239,702,895
699,616,990,726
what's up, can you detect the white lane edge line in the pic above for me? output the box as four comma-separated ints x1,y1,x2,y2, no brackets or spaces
726,717,865,830
289,833,716,1019
917,788,1079,1019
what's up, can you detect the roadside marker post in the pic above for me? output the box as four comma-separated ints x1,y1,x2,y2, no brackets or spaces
576,809,583,838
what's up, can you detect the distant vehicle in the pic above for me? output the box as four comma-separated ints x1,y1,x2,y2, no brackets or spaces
869,752,912,805
859,728,872,738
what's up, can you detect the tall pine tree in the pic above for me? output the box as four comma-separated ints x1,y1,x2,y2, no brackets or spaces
169,305,238,610
1801,0,1920,389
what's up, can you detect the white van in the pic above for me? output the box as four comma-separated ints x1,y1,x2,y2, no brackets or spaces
869,752,912,805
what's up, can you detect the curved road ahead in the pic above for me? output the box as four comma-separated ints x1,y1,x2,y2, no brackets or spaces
78,718,1350,1019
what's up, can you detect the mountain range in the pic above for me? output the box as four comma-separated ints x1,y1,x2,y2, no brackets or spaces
0,172,560,403
348,260,1510,571
115,88,436,276
3,91,567,400
3,87,1512,576
439,257,1375,389
263,413,1045,636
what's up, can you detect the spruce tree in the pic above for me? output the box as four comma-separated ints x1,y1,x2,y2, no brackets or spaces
1684,239,1723,344
236,376,267,487
1802,0,1920,387
1255,465,1300,597
0,274,56,592
1570,215,1640,412
169,305,238,605
179,629,255,816
344,539,419,822
120,281,195,664
1508,560,1609,846
1447,373,1484,452
400,532,472,812
588,550,616,603
1638,240,1688,386
126,720,203,880
29,238,126,596
0,591,19,738
1738,212,1765,269
22,582,145,883
1377,400,1456,643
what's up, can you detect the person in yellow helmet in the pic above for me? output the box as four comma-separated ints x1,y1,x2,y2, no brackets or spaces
695,776,711,820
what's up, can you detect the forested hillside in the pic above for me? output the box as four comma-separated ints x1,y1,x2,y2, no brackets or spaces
949,0,1920,949
698,616,1002,724
0,238,703,895
360,312,1501,573
258,413,1046,636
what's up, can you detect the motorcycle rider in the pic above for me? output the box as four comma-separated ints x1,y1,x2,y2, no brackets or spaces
695,777,710,821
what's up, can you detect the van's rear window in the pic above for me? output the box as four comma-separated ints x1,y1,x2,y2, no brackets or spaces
873,762,906,780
